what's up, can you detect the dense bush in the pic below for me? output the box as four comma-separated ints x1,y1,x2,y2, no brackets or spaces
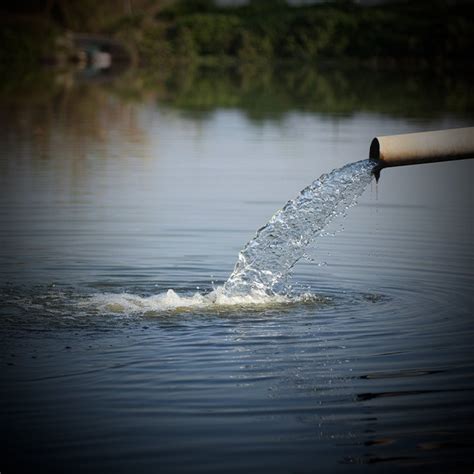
175,14,242,56
150,0,474,64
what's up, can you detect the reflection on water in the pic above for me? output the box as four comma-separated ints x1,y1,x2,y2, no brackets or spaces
0,64,473,473
3,62,474,118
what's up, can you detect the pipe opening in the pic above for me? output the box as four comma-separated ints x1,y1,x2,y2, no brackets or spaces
369,137,380,160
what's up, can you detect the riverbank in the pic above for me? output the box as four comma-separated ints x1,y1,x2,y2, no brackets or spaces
1,0,473,70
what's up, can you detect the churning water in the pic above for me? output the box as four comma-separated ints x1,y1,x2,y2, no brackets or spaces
1,74,473,474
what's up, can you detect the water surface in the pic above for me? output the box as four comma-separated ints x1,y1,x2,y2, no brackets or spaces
0,66,473,473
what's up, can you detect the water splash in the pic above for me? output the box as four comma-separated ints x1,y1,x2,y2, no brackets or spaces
1,285,328,321
224,159,376,296
83,287,326,315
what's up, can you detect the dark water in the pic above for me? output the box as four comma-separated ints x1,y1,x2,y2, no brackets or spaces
1,65,473,473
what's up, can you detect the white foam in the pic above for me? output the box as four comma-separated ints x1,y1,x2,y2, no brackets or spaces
84,286,321,315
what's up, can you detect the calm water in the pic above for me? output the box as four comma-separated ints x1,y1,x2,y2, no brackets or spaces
1,66,473,473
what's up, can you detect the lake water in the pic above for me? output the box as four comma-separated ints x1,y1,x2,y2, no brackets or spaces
1,65,473,473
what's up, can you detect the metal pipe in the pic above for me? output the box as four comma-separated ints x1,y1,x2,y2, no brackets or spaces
370,127,474,169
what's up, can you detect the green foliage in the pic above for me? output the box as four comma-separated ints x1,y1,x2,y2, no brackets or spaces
278,8,357,59
237,31,273,62
137,23,174,63
175,13,241,56
1,0,473,67
152,0,474,64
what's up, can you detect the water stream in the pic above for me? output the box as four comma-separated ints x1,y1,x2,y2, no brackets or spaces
224,159,376,296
